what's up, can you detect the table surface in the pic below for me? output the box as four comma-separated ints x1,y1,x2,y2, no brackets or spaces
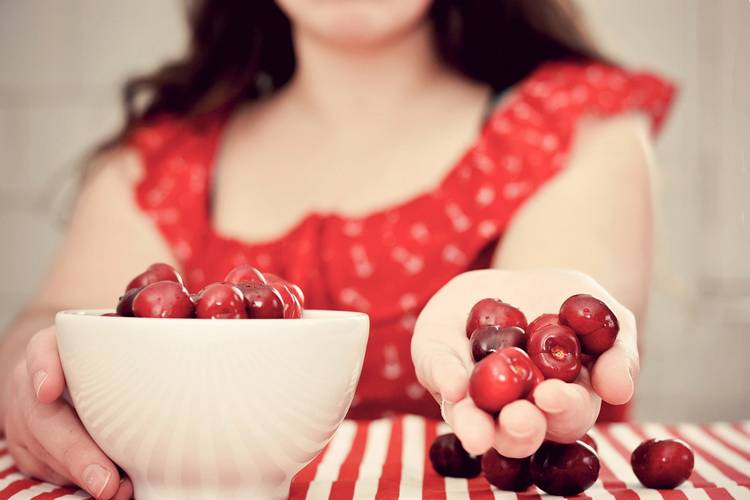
1,416,749,499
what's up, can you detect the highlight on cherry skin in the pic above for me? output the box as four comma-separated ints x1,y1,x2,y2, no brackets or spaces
112,262,305,319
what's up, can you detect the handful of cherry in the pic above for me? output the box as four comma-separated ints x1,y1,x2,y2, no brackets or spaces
430,295,694,494
466,294,619,414
112,263,305,319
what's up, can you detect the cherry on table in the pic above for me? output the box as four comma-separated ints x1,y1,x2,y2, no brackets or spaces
195,283,248,319
631,438,694,489
469,351,526,413
530,440,600,496
481,449,532,491
470,325,527,362
428,433,482,478
527,324,582,382
126,262,183,292
581,433,598,452
527,313,560,336
240,283,285,319
224,264,267,285
465,298,527,338
132,281,194,318
559,294,619,355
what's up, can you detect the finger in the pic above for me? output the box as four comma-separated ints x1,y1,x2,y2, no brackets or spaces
591,338,639,405
414,344,472,404
442,398,495,455
7,442,70,485
25,326,66,403
25,399,120,499
534,373,601,443
492,399,547,458
7,407,73,482
113,477,134,500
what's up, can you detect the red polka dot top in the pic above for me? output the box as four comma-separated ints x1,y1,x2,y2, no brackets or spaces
127,61,675,421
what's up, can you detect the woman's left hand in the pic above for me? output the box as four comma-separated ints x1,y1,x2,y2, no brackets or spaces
411,269,639,458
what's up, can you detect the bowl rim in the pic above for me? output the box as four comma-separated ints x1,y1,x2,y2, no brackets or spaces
56,309,369,324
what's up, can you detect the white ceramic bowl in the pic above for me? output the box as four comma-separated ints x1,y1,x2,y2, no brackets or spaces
55,310,369,500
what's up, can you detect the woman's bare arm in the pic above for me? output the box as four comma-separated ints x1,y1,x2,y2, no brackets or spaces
0,148,176,408
413,113,656,457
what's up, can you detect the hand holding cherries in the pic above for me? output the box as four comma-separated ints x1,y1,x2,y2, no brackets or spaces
113,263,305,319
466,294,619,414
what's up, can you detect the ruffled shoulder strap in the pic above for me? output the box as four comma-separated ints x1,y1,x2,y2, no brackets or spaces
126,113,227,263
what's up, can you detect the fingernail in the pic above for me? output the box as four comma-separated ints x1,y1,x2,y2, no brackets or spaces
507,425,535,439
83,464,111,498
32,371,48,399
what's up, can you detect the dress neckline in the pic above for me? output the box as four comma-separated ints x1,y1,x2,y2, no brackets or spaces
201,86,515,249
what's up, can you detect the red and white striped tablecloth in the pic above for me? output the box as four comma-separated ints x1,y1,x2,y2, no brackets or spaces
1,417,749,499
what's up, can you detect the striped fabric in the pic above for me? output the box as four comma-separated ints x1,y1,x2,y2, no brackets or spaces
1,418,749,499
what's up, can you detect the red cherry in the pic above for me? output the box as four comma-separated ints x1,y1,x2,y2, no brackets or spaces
195,283,248,319
469,351,526,413
116,287,141,317
287,283,305,307
239,283,285,319
631,439,694,489
270,282,302,319
527,324,582,382
465,298,527,338
581,433,598,452
527,313,560,336
496,347,544,396
470,325,526,362
263,272,286,283
126,263,182,292
132,281,194,318
530,441,600,496
224,264,267,285
559,294,619,355
428,433,482,478
481,449,532,491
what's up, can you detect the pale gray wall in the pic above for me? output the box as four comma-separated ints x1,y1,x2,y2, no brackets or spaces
0,0,748,421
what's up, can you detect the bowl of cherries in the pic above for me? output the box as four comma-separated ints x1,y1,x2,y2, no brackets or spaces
429,295,694,495
55,263,369,500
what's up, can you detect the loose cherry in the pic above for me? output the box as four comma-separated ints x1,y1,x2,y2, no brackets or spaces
527,313,560,336
224,264,267,285
481,449,532,491
116,287,141,317
470,325,526,362
530,441,600,496
195,283,248,319
469,351,526,413
465,298,527,338
631,439,694,489
428,433,482,478
527,324,582,382
240,283,285,319
559,294,619,355
581,433,598,452
126,262,183,292
132,281,194,318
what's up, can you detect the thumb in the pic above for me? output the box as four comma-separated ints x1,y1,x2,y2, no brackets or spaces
25,326,66,403
413,343,472,404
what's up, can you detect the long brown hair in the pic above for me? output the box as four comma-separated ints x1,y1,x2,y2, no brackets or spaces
114,0,600,142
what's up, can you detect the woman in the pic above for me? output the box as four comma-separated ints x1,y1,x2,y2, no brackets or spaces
0,0,673,498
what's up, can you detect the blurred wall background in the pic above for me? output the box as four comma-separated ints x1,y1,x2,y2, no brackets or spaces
0,0,747,422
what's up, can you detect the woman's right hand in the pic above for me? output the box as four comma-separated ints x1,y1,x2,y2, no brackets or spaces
1,326,133,499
